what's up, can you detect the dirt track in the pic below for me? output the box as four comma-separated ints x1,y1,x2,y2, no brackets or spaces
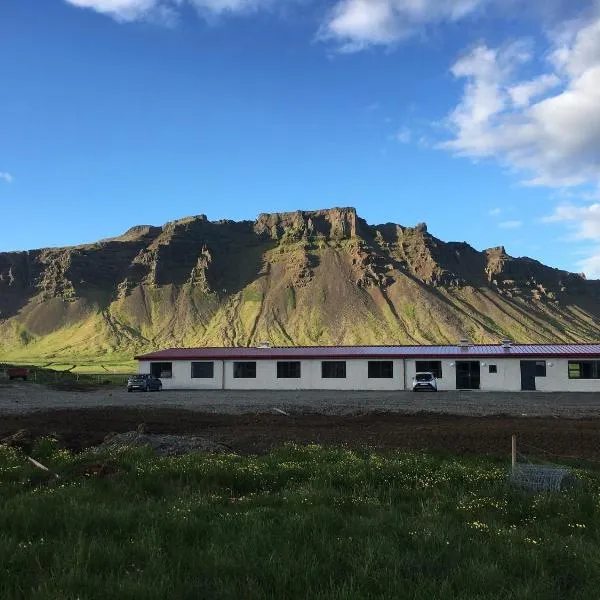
3,383,600,417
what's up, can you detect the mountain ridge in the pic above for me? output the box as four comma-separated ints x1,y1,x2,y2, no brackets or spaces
1,207,598,363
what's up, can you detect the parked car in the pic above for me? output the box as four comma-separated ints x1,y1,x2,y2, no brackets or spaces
127,374,162,392
7,367,29,381
412,372,437,392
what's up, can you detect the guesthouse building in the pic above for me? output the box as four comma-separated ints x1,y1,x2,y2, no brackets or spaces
134,341,600,392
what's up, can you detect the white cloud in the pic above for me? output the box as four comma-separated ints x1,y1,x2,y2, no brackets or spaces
507,73,561,107
578,252,600,278
64,0,276,22
64,0,159,21
489,207,501,216
545,203,600,240
395,127,411,143
544,203,600,277
498,220,522,228
0,172,13,184
320,0,488,51
440,15,600,188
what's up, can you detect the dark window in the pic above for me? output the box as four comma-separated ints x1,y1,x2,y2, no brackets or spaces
277,361,301,378
489,365,497,374
191,361,214,378
368,361,393,378
415,361,442,379
233,362,256,378
535,361,547,377
568,361,600,379
150,362,172,378
322,361,346,378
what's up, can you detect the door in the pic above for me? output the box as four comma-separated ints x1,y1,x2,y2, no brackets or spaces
456,361,480,389
520,361,537,391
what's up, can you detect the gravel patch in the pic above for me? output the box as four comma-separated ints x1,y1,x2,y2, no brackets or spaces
2,382,600,417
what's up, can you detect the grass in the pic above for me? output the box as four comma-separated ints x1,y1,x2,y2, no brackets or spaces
0,363,132,390
0,443,599,599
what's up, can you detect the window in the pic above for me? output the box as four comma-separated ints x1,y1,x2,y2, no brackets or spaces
321,361,346,378
415,361,442,379
150,362,172,378
535,361,547,377
233,362,256,378
568,360,600,379
277,361,301,378
191,361,214,378
368,361,393,378
489,365,497,374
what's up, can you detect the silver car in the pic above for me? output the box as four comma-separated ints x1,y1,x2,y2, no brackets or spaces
412,372,438,392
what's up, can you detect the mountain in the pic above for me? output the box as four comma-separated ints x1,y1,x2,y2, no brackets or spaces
1,207,599,364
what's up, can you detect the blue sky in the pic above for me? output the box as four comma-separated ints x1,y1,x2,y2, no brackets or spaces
2,0,600,277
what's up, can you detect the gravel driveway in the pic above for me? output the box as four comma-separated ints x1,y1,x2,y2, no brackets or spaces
1,383,600,417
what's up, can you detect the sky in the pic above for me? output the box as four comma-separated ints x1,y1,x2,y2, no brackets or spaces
1,0,600,277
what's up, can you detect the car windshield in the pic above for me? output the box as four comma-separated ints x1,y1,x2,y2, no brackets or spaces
415,373,433,382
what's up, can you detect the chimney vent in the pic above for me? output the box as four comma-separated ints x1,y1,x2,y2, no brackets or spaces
257,341,271,349
501,339,512,349
458,338,471,347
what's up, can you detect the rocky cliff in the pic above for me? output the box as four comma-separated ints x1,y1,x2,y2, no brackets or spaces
1,207,599,362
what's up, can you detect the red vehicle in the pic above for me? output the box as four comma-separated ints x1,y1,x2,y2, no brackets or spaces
7,367,29,381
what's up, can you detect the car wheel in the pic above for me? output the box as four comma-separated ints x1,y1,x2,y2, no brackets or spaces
127,388,132,393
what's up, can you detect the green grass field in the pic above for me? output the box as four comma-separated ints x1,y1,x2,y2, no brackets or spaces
0,363,133,390
1,442,599,599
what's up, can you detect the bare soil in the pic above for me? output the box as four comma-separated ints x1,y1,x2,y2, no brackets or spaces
2,383,600,461
1,408,600,463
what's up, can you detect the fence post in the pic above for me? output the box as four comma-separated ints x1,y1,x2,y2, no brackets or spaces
511,434,517,472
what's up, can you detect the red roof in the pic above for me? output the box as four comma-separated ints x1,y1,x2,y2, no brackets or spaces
135,343,600,361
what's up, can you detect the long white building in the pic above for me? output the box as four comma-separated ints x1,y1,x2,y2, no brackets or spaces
135,342,600,392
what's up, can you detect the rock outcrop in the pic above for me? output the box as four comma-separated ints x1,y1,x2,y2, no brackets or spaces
1,207,599,361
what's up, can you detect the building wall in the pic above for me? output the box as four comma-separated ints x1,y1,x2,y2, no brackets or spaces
141,358,405,390
535,358,600,392
138,360,224,390
138,355,600,391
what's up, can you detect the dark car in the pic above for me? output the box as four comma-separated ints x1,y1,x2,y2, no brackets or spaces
127,374,162,392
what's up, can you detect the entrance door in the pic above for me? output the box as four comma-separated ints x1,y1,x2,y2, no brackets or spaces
456,361,480,389
520,361,537,391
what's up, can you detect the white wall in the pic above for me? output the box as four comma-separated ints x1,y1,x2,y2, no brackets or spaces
478,359,522,392
138,359,223,390
223,359,405,390
139,356,600,391
142,358,405,390
535,358,600,392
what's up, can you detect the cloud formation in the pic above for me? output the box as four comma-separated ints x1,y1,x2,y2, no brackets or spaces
0,172,13,184
545,203,600,277
64,0,276,22
498,220,522,229
320,0,488,51
440,16,600,189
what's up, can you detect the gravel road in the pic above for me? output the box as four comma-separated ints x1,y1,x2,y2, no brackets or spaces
1,382,600,417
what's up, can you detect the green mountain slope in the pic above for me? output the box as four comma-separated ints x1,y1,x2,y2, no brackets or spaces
1,207,599,364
